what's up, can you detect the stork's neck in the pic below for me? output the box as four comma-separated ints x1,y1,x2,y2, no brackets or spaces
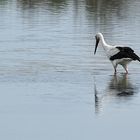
99,34,110,51
99,34,107,46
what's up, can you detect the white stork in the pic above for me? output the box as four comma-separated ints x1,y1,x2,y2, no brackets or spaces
94,33,140,74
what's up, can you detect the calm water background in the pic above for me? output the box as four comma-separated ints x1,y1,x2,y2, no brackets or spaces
0,0,140,139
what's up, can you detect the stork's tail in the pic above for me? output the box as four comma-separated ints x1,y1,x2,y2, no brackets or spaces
133,53,140,62
137,57,140,62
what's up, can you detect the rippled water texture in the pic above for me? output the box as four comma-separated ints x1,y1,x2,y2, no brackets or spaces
0,0,140,140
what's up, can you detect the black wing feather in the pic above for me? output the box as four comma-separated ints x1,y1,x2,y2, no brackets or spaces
110,47,140,61
116,46,134,53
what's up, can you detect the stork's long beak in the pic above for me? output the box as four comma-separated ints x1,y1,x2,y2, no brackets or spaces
94,37,100,54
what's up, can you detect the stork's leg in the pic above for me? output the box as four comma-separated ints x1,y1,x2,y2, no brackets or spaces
122,65,128,74
113,65,117,75
114,68,117,74
112,61,118,75
125,67,128,74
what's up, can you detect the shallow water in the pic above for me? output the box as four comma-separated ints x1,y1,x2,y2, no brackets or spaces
0,0,140,139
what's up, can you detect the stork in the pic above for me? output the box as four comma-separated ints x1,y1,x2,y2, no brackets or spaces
94,33,140,74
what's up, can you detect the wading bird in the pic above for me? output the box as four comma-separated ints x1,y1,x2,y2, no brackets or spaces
94,33,140,74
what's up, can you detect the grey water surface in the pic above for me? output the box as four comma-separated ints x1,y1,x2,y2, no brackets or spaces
0,0,140,140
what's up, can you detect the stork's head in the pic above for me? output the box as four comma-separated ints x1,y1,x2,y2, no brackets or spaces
94,33,103,54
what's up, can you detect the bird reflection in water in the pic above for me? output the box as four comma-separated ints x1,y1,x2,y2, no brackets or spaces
108,74,134,96
94,74,137,114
